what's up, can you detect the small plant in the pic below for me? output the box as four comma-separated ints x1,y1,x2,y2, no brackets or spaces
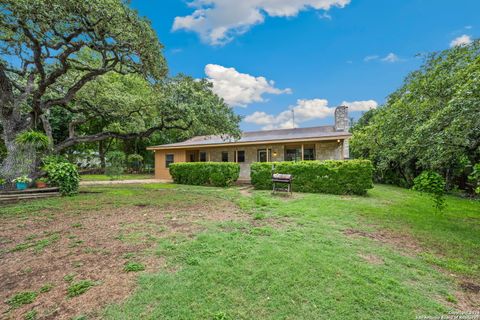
40,283,54,293
6,291,38,308
24,309,37,320
106,151,126,179
63,273,76,282
67,280,95,297
13,175,32,184
123,261,145,272
0,177,5,185
16,131,50,150
413,171,447,212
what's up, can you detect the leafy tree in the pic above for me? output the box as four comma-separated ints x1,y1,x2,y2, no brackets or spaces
0,0,166,178
413,171,446,212
351,40,480,190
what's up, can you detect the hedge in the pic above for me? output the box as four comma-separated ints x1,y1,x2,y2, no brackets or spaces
251,160,373,195
169,162,240,187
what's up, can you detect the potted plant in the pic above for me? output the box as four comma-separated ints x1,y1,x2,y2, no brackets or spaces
12,176,32,190
36,177,48,189
0,178,6,191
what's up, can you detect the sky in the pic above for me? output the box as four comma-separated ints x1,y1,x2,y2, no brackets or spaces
129,0,477,131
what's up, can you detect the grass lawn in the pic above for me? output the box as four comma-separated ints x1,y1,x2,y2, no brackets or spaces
0,184,478,319
80,173,154,181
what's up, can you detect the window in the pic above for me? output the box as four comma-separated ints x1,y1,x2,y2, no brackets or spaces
304,148,315,160
200,152,207,162
222,151,229,162
236,150,245,163
165,154,174,168
189,153,195,162
285,148,301,161
257,149,271,162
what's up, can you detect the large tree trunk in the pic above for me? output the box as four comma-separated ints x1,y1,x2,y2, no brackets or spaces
0,65,35,180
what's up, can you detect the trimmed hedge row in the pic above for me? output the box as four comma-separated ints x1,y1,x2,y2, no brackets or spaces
251,160,373,195
169,162,240,187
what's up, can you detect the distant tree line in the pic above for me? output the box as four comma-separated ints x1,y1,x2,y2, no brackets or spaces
351,40,480,193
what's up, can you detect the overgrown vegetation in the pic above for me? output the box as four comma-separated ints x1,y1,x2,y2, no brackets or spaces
251,160,373,195
351,41,480,192
169,162,240,187
124,261,146,272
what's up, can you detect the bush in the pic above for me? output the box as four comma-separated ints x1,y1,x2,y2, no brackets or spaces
468,163,480,195
251,160,373,195
413,171,446,212
43,159,80,196
169,162,240,187
106,151,126,179
127,153,143,172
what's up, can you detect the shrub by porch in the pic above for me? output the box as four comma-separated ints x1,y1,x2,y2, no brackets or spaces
251,160,373,195
169,162,240,187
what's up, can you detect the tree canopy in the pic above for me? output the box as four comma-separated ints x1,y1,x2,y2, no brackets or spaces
0,0,241,178
350,40,480,189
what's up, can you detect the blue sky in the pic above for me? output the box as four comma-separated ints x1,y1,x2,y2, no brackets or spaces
130,0,477,131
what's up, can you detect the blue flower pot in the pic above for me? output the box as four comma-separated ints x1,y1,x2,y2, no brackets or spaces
16,182,28,190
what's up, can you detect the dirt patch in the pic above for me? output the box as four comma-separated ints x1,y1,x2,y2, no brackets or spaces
358,253,384,265
455,280,480,310
0,192,249,319
343,228,423,254
238,186,253,197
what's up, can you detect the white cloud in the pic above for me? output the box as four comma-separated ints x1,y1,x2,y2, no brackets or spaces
245,99,377,130
381,53,399,63
364,53,401,63
341,100,378,111
364,55,379,62
205,64,291,107
465,25,472,30
450,34,472,47
173,0,351,45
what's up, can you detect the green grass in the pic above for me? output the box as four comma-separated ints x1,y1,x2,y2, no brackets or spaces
7,291,38,308
80,174,154,181
67,280,96,297
124,261,146,272
1,183,478,319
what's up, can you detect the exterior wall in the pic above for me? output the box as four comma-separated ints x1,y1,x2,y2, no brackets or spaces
153,140,346,181
154,149,186,180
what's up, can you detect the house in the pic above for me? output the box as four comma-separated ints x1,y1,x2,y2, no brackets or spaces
147,106,352,181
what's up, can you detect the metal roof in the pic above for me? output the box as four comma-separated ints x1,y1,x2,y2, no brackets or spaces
148,125,351,150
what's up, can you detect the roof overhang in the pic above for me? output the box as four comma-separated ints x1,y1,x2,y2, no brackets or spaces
147,134,351,151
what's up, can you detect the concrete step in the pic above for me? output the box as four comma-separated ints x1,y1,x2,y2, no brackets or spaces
0,187,59,195
0,192,61,204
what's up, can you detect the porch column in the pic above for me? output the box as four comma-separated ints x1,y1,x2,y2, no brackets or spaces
301,144,304,161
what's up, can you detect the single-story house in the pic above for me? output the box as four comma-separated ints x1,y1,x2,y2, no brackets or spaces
147,106,352,181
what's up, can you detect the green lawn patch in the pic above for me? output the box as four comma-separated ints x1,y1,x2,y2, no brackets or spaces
80,174,154,181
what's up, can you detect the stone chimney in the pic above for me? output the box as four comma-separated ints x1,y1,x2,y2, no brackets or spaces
334,105,349,132
334,105,350,159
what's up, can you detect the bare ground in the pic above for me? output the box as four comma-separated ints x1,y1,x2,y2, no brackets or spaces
0,192,250,320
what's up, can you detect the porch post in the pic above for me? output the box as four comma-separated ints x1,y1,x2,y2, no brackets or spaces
301,144,304,161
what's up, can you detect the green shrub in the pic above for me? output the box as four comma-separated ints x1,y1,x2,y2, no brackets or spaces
468,163,480,195
251,160,373,195
127,153,143,171
413,171,446,212
16,131,50,150
169,162,240,187
106,151,126,179
43,159,80,196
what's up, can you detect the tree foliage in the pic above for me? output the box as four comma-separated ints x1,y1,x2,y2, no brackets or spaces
351,41,480,189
